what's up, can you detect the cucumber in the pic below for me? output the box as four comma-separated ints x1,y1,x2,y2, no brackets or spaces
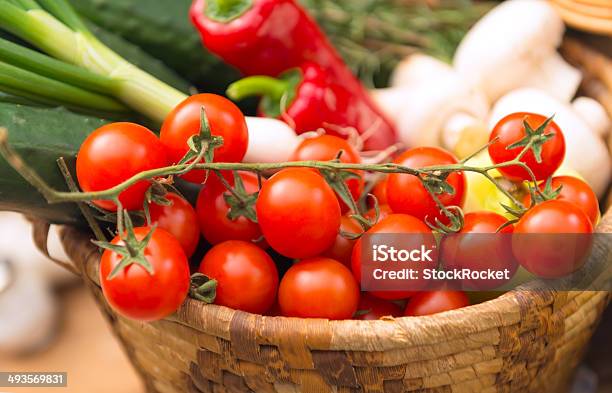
72,0,239,92
0,101,109,225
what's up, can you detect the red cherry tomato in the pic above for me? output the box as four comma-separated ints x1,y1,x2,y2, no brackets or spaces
161,94,248,183
196,172,265,247
386,147,466,223
513,200,593,278
355,293,402,320
77,123,168,211
278,257,359,319
404,291,470,316
322,215,363,266
523,176,600,225
149,193,199,257
351,214,436,300
364,204,393,225
198,240,278,314
371,176,388,206
441,211,517,290
256,168,341,258
99,227,190,321
488,112,565,181
291,135,364,212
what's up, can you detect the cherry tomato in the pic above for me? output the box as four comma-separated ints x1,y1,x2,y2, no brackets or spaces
523,176,600,225
290,135,364,212
198,240,278,314
161,94,248,183
355,293,402,320
196,172,265,247
256,168,341,258
364,204,393,225
371,176,388,206
386,147,466,223
441,211,517,290
513,200,593,278
278,257,359,319
322,215,363,266
488,112,565,181
77,123,168,211
404,291,470,316
351,214,436,300
99,227,190,321
149,193,199,257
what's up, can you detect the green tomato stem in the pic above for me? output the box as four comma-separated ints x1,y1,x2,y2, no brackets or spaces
0,126,535,219
204,0,253,23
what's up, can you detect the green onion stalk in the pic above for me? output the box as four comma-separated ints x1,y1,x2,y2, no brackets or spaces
0,0,187,122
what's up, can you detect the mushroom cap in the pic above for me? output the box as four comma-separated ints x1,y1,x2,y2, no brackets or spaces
489,88,611,197
374,54,458,125
370,88,409,125
454,0,565,102
390,54,454,88
572,96,610,138
518,52,582,103
395,71,489,148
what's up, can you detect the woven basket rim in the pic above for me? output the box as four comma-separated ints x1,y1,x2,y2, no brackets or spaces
57,206,609,351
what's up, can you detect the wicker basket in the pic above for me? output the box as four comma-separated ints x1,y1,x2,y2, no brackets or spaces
550,0,612,36
53,39,612,393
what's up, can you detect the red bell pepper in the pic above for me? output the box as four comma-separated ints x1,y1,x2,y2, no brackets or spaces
227,62,395,150
190,0,345,79
190,0,397,150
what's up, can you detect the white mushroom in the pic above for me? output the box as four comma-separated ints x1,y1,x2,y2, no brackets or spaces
372,67,489,154
389,53,454,88
244,117,303,163
572,97,610,138
454,0,581,103
371,55,489,156
489,88,611,197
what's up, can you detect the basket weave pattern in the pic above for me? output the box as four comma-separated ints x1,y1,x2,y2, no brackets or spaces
58,208,612,393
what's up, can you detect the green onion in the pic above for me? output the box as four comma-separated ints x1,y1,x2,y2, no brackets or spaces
0,60,127,112
0,38,116,94
0,0,188,122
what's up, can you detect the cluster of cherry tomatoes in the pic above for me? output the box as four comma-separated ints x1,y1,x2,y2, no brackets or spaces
76,94,600,322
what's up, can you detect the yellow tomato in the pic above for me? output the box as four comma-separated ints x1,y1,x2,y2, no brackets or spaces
463,152,526,218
